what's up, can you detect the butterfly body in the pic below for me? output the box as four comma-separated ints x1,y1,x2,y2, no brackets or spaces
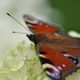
23,15,80,80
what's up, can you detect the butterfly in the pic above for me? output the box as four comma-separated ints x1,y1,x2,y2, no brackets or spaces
23,15,80,80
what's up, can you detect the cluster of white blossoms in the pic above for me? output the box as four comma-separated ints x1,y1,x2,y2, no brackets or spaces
0,41,49,80
68,31,80,38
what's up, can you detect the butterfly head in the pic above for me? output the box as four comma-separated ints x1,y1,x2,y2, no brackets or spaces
23,15,60,34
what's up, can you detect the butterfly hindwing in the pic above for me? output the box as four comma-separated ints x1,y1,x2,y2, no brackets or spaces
38,44,77,80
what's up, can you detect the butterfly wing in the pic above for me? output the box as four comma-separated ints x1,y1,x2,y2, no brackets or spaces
23,14,60,34
26,25,80,80
38,44,77,80
24,14,80,80
62,37,80,58
45,31,80,58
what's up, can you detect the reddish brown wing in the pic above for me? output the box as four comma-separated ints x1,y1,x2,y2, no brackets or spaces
44,32,80,57
23,14,60,34
38,44,77,80
54,33,80,58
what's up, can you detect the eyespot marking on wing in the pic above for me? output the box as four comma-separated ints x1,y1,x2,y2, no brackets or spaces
42,63,61,80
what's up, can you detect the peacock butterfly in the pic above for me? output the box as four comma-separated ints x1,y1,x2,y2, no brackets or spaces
23,14,80,80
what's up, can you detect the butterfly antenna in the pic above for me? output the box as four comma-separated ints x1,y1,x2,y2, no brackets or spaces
6,13,31,33
12,31,27,34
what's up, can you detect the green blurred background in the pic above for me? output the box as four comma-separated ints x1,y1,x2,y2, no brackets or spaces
48,0,80,32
